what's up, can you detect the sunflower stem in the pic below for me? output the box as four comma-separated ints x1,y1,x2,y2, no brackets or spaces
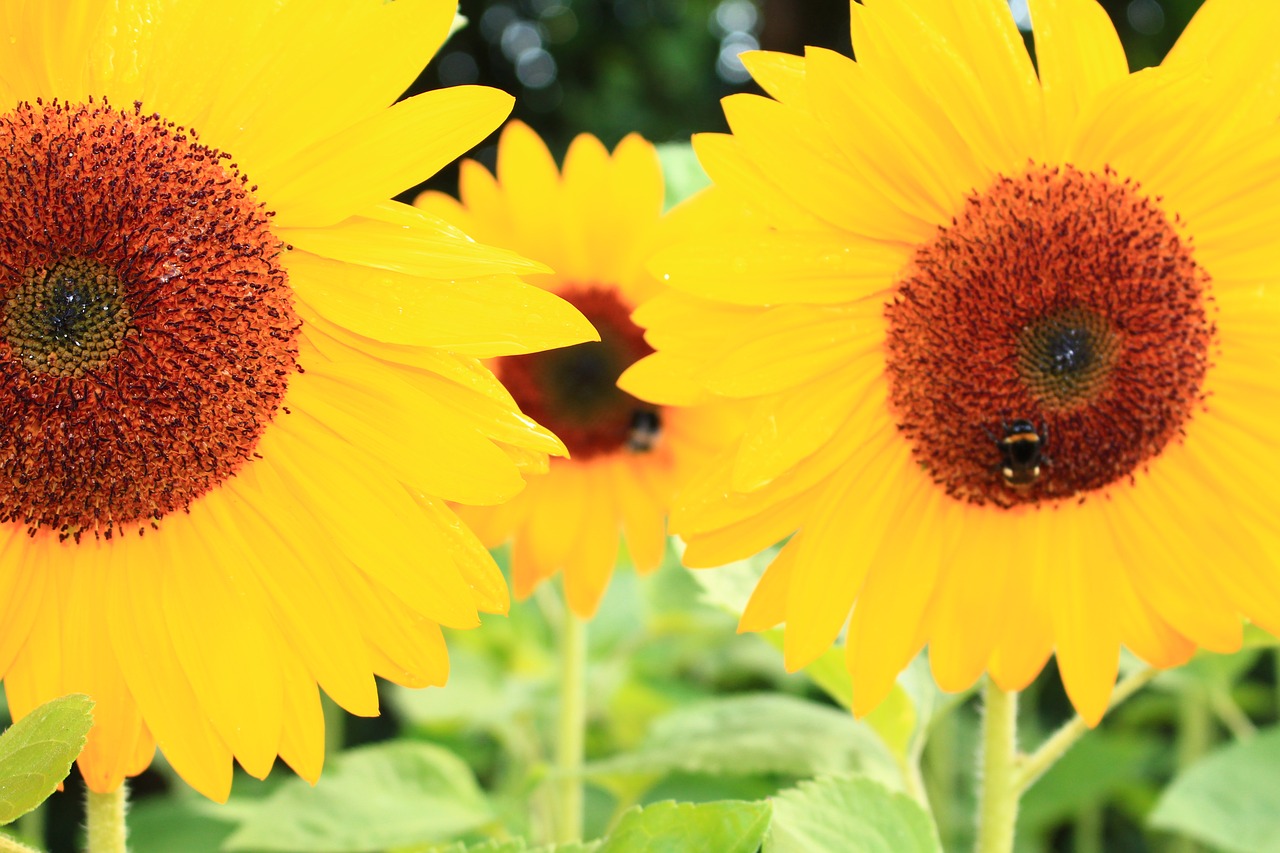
14,805,44,849
1171,685,1213,853
975,681,1019,853
1013,666,1157,794
1209,687,1256,741
554,607,587,843
85,784,128,853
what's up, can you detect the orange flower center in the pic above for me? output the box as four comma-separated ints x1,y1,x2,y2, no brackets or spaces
498,286,660,460
0,99,299,540
884,165,1212,506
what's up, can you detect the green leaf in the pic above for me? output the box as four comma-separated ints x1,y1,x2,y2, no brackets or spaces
223,742,495,852
656,143,711,210
1149,725,1280,852
128,798,238,853
585,694,898,789
421,841,600,853
1242,624,1280,648
0,693,94,825
600,800,770,853
766,776,941,853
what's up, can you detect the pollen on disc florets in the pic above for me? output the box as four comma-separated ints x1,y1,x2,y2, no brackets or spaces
498,286,661,461
0,98,299,540
884,164,1213,507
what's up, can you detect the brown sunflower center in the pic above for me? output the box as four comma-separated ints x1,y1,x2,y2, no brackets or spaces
4,257,134,378
0,99,299,540
498,286,659,460
884,165,1212,506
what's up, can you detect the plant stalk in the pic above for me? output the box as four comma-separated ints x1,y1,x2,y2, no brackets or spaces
975,681,1019,853
1014,666,1158,793
85,784,128,853
554,609,587,843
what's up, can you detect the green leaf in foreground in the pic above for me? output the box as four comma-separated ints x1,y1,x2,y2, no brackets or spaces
223,742,494,852
427,840,599,853
600,800,770,853
0,693,94,825
585,694,899,789
1150,725,1280,853
766,776,941,853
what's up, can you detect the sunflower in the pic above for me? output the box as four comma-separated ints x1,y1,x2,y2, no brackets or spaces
416,122,737,617
620,0,1280,724
0,1,596,801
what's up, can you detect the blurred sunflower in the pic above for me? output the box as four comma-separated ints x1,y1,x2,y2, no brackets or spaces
0,0,595,800
621,0,1280,723
417,122,737,617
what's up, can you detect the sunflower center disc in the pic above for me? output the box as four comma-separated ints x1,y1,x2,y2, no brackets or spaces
499,286,660,460
0,99,299,540
884,165,1213,506
4,257,134,378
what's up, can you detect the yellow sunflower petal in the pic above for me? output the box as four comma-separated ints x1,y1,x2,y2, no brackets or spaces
804,46,980,229
277,653,325,785
495,120,570,273
739,50,808,105
737,544,798,633
928,509,1016,694
1048,501,1120,726
613,458,668,573
730,360,882,493
783,434,912,671
195,0,457,176
1162,0,1280,137
289,251,597,357
691,132,827,229
219,468,381,717
266,415,481,630
263,86,513,228
722,93,929,240
1029,0,1129,153
108,534,233,802
289,349,526,505
563,467,622,618
653,230,903,306
278,207,549,281
161,511,285,780
332,572,450,690
847,479,960,716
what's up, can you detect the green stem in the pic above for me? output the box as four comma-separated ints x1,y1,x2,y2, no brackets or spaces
0,832,43,853
1171,686,1212,853
321,693,347,758
1014,666,1158,793
1209,688,1256,741
1274,647,1280,723
976,681,1019,853
554,609,587,843
1075,802,1104,853
924,703,958,844
14,805,43,849
85,785,128,853
900,753,931,813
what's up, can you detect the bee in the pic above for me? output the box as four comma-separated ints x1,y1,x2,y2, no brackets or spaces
627,409,662,453
994,419,1047,489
